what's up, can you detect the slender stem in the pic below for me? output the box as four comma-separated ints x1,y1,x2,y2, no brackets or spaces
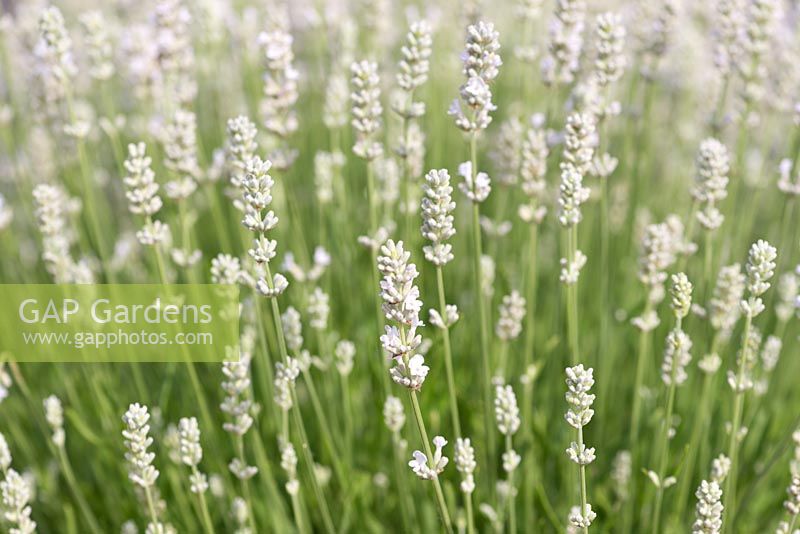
674,334,720,521
190,466,215,534
408,390,454,534
435,265,461,438
723,312,753,533
651,318,682,534
506,433,516,533
577,426,589,534
469,132,494,485
143,485,160,528
263,263,336,534
465,491,476,534
392,431,415,533
57,446,101,534
300,368,346,484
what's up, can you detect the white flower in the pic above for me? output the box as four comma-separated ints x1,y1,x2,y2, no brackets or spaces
421,169,456,265
122,403,159,488
692,480,723,533
495,384,521,435
454,438,477,494
408,436,449,480
458,161,491,203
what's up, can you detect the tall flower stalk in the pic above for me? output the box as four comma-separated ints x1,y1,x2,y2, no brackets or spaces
496,383,521,532
393,20,432,239
240,156,335,533
377,239,453,533
649,273,693,533
449,21,502,475
565,364,597,533
421,168,461,437
558,112,595,365
722,239,777,531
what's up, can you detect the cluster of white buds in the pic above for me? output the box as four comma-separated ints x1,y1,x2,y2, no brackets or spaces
490,117,523,186
152,0,196,108
314,151,345,205
560,251,587,285
458,161,491,204
519,114,549,224
0,432,9,471
569,504,597,531
178,417,208,494
710,454,731,484
662,328,693,387
307,287,330,330
776,271,799,323
778,159,800,196
593,12,626,89
123,143,169,247
558,112,595,227
709,264,746,336
324,70,350,130
383,395,406,433
334,340,355,376
429,305,459,330
611,450,632,501
377,240,428,390
632,219,683,328
258,30,299,141
496,384,522,475
221,349,258,481
495,384,521,436
420,169,456,266
541,0,586,86
122,403,159,489
633,0,677,63
43,394,65,447
740,239,777,318
225,116,258,194
760,335,782,373
221,349,254,438
241,157,288,298
394,20,432,123
274,358,300,412
692,480,723,533
454,438,477,494
282,247,331,284
409,436,449,480
496,291,526,341
281,307,304,354
449,22,502,133
692,139,730,231
280,440,300,496
712,0,743,76
1,466,36,534
565,365,596,466
33,184,94,283
80,11,115,81
210,254,247,285
163,110,200,201
350,60,384,161
737,0,778,114
787,475,800,517
35,6,76,108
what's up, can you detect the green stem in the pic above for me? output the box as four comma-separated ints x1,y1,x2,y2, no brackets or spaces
469,132,494,486
263,264,336,534
506,433,516,533
58,446,101,534
435,265,461,438
722,312,753,533
408,390,454,534
577,426,589,534
191,466,215,534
